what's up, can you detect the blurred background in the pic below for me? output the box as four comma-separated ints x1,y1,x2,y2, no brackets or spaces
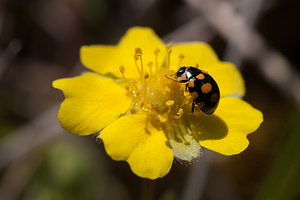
0,0,300,199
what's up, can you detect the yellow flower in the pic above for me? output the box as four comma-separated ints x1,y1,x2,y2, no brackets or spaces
53,27,263,179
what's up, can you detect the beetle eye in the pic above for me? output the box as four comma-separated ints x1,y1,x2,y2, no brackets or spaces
176,71,183,76
176,67,186,76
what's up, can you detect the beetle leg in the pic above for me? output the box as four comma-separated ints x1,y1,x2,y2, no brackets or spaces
192,100,195,113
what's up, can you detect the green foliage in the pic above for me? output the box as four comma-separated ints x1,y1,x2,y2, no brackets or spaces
25,141,105,200
255,108,300,200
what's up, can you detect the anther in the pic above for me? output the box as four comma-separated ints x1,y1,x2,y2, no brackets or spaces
135,47,143,56
119,65,125,73
175,108,184,119
166,100,174,114
166,100,174,107
166,44,173,54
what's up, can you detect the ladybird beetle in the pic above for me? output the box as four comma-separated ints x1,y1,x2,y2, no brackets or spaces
166,66,220,115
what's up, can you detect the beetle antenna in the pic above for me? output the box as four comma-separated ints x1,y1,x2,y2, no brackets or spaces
165,74,181,82
165,75,189,83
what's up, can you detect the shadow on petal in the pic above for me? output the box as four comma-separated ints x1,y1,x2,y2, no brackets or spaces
187,112,228,141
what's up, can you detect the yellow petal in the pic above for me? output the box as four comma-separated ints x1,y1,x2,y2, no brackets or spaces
80,45,121,77
189,97,263,155
80,27,167,79
208,62,245,97
169,42,219,71
118,27,167,78
53,72,132,135
100,114,173,179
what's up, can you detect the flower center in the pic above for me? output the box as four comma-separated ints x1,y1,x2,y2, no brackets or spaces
120,45,203,158
120,45,193,126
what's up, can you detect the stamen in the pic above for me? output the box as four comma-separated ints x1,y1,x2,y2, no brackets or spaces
135,48,143,80
135,48,144,80
135,48,147,102
119,65,125,73
175,108,184,119
134,54,141,74
147,62,153,77
166,44,173,70
166,100,174,114
120,65,133,90
178,54,184,67
130,80,139,94
154,49,160,74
